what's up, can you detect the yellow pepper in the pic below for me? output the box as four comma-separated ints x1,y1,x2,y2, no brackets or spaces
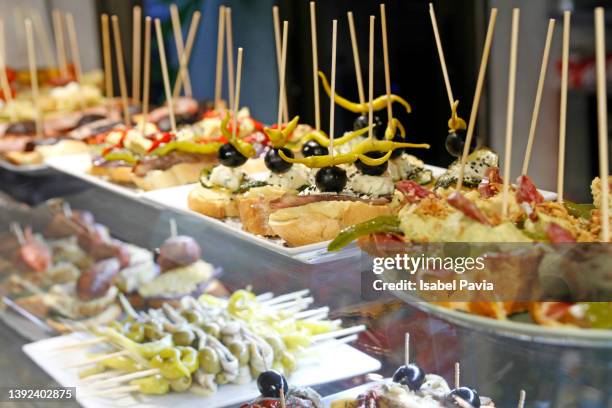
448,100,467,131
264,115,300,147
177,346,199,374
150,348,191,380
384,118,406,140
220,112,257,158
301,126,371,148
130,375,170,395
319,71,412,113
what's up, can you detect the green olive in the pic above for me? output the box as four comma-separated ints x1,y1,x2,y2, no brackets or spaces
228,342,249,365
126,323,145,343
215,372,229,385
181,310,203,325
202,323,220,338
198,347,221,374
169,375,192,392
144,324,164,341
172,330,195,347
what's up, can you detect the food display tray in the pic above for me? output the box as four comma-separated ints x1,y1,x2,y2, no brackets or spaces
23,332,382,408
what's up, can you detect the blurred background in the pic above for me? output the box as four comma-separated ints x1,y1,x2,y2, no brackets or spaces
0,0,610,200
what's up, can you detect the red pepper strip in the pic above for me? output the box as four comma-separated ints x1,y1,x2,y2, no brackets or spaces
101,129,128,156
516,175,544,204
146,132,174,153
447,191,492,225
252,119,265,132
395,180,438,203
545,222,576,243
478,167,503,199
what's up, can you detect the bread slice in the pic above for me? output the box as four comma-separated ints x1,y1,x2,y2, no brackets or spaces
237,185,289,236
90,164,134,184
188,184,239,218
268,200,393,247
132,161,212,191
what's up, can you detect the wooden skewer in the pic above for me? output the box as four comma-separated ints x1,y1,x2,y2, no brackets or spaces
25,19,43,139
293,306,329,320
501,8,520,219
53,336,107,351
225,7,235,111
141,17,151,134
132,5,142,103
329,19,338,156
454,362,460,389
404,333,410,366
517,390,526,408
32,10,55,69
80,370,122,383
85,384,138,397
521,18,555,176
66,13,83,84
169,218,178,238
310,323,364,343
279,387,287,408
557,11,570,203
272,6,289,124
64,350,130,369
170,4,193,97
367,15,375,140
101,14,113,99
347,11,365,106
52,9,68,77
0,19,14,109
456,9,498,190
595,7,609,242
232,47,244,141
277,21,289,128
429,3,454,108
310,1,320,131
111,15,132,127
261,289,310,305
155,18,177,133
172,11,201,99
88,368,160,389
10,223,25,245
214,5,225,108
267,297,313,311
379,4,393,124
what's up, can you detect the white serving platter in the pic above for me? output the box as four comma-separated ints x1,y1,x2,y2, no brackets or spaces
322,381,377,407
23,332,381,408
45,154,142,199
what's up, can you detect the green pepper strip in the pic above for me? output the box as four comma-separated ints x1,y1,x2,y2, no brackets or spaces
177,346,199,373
301,125,372,148
264,115,300,148
563,201,595,220
150,140,223,157
130,375,170,395
103,151,138,164
328,215,402,251
150,348,191,380
319,71,412,113
102,327,173,360
221,112,256,158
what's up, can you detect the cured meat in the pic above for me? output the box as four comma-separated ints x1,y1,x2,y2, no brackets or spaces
447,191,492,225
132,151,216,176
546,222,576,243
147,97,199,124
270,193,390,210
516,175,544,204
395,180,437,203
478,167,503,198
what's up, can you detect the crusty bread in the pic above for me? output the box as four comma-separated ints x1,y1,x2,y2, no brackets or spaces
188,184,239,218
268,200,392,247
37,140,90,158
90,165,134,184
132,161,212,191
4,151,43,165
237,185,289,236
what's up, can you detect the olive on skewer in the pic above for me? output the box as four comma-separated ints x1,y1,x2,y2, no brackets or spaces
265,147,294,173
315,166,348,193
218,143,248,167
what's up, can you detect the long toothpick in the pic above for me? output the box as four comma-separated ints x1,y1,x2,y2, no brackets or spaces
214,6,225,108
404,333,410,366
522,19,555,176
101,14,113,99
348,11,365,106
172,11,201,99
454,362,460,389
329,19,338,156
367,15,375,140
279,388,287,408
25,19,43,139
132,6,142,103
456,9,498,190
232,48,244,142
32,10,55,69
429,3,454,108
0,19,14,109
111,15,131,126
155,18,177,134
225,7,235,111
52,9,68,77
272,6,289,124
277,21,289,128
310,1,320,130
380,4,393,124
557,11,570,203
595,7,609,242
501,9,520,219
65,13,83,84
141,17,152,135
170,4,192,97
517,390,526,408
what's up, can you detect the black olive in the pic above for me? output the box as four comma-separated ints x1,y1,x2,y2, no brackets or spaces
353,114,385,139
76,113,106,128
218,143,248,167
392,364,425,390
301,140,328,157
257,370,288,398
389,131,405,159
265,147,293,174
6,120,36,136
446,387,481,408
445,128,478,158
355,151,388,176
315,166,347,193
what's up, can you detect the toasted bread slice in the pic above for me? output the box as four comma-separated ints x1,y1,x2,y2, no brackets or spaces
237,185,289,236
132,161,212,191
188,184,239,218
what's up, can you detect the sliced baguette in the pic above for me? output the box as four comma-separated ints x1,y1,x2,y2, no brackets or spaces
268,200,392,247
237,185,290,236
131,161,212,191
188,184,239,218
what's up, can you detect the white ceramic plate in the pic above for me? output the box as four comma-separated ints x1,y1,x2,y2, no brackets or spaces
45,154,142,199
23,333,382,408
